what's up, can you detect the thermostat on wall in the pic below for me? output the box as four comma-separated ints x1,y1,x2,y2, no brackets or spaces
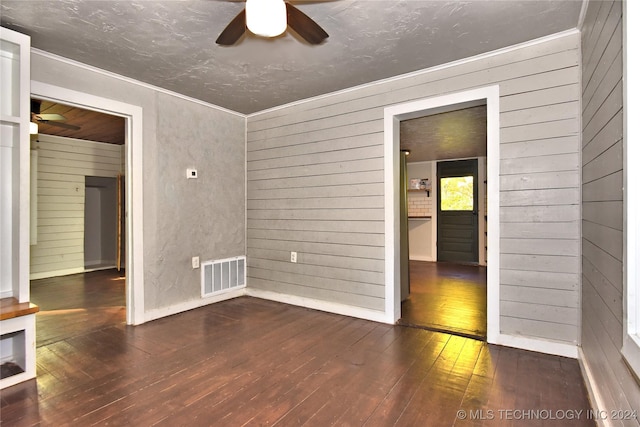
186,168,198,179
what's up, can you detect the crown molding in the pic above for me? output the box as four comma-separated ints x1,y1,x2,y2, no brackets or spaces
31,48,246,118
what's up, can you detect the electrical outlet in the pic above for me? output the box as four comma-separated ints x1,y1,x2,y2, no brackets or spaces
290,251,297,263
192,256,200,269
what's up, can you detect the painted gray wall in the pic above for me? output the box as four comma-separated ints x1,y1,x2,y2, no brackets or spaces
149,92,246,309
581,0,640,419
247,32,582,344
30,53,246,312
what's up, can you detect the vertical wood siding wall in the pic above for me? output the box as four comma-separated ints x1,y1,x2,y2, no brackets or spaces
30,134,122,278
581,0,640,418
247,33,581,344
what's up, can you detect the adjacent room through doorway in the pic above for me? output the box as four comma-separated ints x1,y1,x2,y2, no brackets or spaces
29,98,128,343
398,102,488,340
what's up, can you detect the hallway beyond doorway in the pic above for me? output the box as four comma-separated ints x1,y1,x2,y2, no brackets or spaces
400,261,487,339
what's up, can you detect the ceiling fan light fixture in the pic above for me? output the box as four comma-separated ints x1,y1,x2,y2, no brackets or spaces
246,0,287,38
29,122,39,135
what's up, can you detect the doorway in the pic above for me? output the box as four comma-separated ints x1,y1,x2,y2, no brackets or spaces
383,85,500,343
31,81,145,325
402,151,485,339
29,100,129,344
84,176,119,271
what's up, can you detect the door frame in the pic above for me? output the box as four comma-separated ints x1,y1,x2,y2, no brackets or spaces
383,85,500,344
31,81,145,325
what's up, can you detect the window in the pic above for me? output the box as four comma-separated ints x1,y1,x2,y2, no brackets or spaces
440,176,474,211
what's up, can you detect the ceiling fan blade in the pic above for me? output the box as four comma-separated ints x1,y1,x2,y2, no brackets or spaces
286,3,328,45
37,120,81,131
35,113,67,121
216,9,247,45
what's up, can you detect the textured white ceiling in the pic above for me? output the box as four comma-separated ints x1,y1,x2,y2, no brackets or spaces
401,105,487,163
1,0,583,114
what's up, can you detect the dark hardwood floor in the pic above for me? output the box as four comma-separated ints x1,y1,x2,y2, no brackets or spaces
401,261,487,339
1,270,594,426
30,269,126,346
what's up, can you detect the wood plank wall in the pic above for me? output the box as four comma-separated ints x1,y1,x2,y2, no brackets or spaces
247,33,581,344
581,0,640,418
30,134,123,279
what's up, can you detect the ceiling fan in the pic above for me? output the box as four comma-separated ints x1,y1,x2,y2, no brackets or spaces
216,0,329,46
31,99,80,131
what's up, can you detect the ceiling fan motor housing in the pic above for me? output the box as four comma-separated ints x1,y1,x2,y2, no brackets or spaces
216,0,328,46
246,0,287,37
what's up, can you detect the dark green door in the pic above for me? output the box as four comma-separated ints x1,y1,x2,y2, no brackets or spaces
437,159,479,263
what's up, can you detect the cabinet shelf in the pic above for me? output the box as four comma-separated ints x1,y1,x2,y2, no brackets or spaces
408,189,431,197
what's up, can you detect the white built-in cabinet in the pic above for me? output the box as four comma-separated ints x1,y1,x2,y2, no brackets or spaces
1,27,37,389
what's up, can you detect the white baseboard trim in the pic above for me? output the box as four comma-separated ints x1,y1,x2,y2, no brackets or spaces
246,288,390,324
578,347,612,427
29,267,85,281
84,259,115,266
84,259,116,266
84,265,117,273
144,288,246,323
409,256,434,262
494,333,578,358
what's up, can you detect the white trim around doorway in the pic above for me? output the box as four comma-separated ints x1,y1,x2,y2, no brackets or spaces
30,81,145,325
383,85,500,343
